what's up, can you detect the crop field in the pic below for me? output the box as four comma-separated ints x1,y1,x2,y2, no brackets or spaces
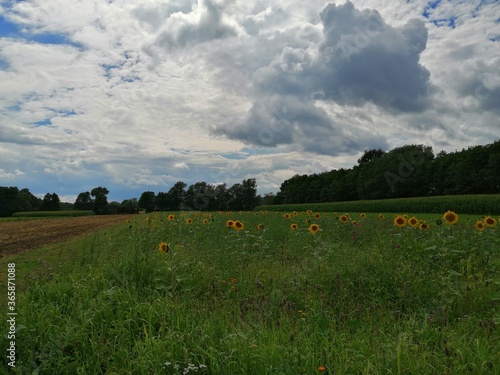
1,209,499,374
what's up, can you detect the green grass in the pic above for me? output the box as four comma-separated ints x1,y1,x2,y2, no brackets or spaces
256,194,500,215
1,210,499,374
10,210,95,218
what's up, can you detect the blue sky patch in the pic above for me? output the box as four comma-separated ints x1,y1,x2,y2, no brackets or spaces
33,119,53,127
0,58,8,70
422,0,442,19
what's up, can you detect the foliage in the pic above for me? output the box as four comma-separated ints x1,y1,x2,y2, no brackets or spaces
276,141,500,204
11,210,95,217
1,209,498,374
257,194,500,215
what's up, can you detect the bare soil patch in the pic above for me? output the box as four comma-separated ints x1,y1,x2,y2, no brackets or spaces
0,215,133,259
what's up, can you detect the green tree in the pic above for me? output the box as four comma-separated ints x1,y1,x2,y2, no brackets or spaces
74,192,94,210
91,187,109,215
139,191,156,213
41,193,60,211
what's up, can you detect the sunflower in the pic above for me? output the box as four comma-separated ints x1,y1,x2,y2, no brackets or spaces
158,242,169,254
314,213,321,219
394,215,406,228
257,223,264,230
306,209,313,216
378,213,384,220
484,216,496,228
352,220,358,225
290,223,298,231
168,214,175,221
309,223,319,235
226,220,234,228
360,213,366,219
443,210,459,225
408,217,419,227
202,219,208,225
186,218,193,224
340,215,349,223
284,213,290,219
474,221,485,231
419,222,429,230
233,221,244,231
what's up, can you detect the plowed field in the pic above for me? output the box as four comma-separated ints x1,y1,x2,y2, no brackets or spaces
0,215,133,259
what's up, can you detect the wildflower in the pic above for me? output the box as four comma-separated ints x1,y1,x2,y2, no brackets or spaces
318,366,326,371
226,220,234,228
378,213,384,220
360,213,366,219
158,242,169,254
340,215,349,223
394,215,406,228
291,223,298,231
186,218,193,224
408,217,419,227
443,210,459,225
474,221,485,231
233,221,244,231
484,216,496,228
419,222,429,230
258,223,264,230
309,223,319,235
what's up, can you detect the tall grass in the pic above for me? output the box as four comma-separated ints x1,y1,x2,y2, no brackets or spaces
256,194,500,215
1,211,499,374
11,210,95,218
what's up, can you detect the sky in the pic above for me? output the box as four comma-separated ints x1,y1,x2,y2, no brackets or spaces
0,0,499,203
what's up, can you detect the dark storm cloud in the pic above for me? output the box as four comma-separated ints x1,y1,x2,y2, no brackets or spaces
211,95,388,156
213,1,424,155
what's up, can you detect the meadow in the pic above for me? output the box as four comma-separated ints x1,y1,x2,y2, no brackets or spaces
1,209,499,374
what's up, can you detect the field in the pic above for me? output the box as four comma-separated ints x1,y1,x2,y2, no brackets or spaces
0,209,499,374
256,195,500,215
0,215,132,259
10,210,95,218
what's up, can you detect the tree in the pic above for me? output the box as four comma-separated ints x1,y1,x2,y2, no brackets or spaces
167,182,187,211
138,191,156,213
74,192,94,210
41,193,60,211
358,148,386,165
91,187,109,214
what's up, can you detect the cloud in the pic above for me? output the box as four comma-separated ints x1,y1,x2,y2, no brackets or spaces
142,0,243,58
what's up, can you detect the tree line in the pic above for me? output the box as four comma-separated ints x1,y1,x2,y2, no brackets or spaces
0,178,265,217
2,141,498,216
273,140,500,204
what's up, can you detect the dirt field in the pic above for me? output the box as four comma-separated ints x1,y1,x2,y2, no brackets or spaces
0,215,133,259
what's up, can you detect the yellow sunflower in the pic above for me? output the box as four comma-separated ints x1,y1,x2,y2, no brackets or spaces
158,242,169,254
167,214,175,221
308,223,319,235
360,213,366,219
186,218,193,224
290,223,298,231
394,215,406,228
443,210,459,225
257,223,264,230
314,213,321,219
484,216,496,228
474,221,485,231
340,215,349,223
419,222,429,230
226,220,234,228
233,221,244,231
202,219,208,224
378,213,384,220
408,217,419,227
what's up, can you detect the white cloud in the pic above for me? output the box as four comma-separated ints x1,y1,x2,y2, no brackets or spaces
0,0,499,201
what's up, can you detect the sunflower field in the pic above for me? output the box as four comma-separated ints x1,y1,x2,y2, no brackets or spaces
1,209,499,374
